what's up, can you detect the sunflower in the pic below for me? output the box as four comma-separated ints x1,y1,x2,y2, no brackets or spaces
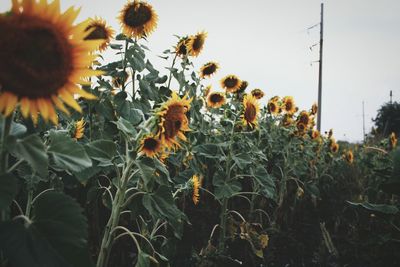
296,122,307,133
188,31,207,57
139,134,163,158
0,0,102,124
251,89,264,99
191,175,201,205
241,94,260,128
237,80,248,94
298,111,310,126
175,36,190,57
157,92,192,149
268,100,280,115
112,71,129,89
344,150,354,164
282,96,296,114
311,102,318,115
84,17,114,51
74,118,85,140
311,129,320,140
207,92,225,108
390,132,397,149
330,141,339,153
328,129,333,138
119,0,158,39
221,75,242,93
200,62,219,78
281,114,294,127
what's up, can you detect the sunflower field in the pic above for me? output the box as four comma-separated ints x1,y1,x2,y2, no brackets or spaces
0,1,399,267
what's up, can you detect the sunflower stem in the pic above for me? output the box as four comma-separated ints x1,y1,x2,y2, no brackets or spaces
167,53,178,90
122,39,130,92
0,115,12,175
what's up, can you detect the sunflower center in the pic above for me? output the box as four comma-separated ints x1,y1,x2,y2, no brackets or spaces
177,41,188,55
164,104,186,139
299,115,309,125
192,35,204,51
124,4,152,28
285,101,293,111
270,103,277,112
144,137,159,150
245,104,257,122
0,16,72,98
84,24,108,40
203,64,216,76
224,77,238,88
210,93,223,103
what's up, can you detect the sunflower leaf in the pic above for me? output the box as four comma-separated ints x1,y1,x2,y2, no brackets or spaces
0,173,17,211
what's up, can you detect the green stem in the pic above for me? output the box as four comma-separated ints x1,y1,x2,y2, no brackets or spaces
0,115,12,174
25,189,33,218
167,53,178,90
122,40,129,92
96,159,135,267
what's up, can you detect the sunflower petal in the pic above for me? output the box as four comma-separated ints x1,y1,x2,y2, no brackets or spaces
37,98,49,121
59,89,82,112
4,93,18,117
20,98,31,118
51,95,70,115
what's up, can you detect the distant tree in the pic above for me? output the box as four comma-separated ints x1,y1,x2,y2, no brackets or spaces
373,101,400,137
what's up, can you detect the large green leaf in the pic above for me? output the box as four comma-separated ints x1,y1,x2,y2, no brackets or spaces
213,172,242,200
347,201,399,215
48,131,92,172
0,173,17,211
8,134,48,176
232,153,252,170
85,140,117,163
142,186,186,238
0,191,93,267
114,117,137,137
251,166,276,199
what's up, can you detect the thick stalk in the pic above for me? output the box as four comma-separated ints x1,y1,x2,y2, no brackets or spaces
0,115,12,174
96,160,133,267
166,53,178,90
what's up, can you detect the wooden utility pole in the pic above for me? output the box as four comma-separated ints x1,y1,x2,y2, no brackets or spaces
390,90,393,104
317,3,324,132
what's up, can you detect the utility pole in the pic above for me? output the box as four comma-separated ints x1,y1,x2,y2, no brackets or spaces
362,101,366,143
390,90,393,104
317,3,324,132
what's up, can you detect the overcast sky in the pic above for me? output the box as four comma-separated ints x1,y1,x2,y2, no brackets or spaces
2,0,399,142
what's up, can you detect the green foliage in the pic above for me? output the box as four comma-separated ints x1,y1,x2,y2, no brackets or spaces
373,101,400,136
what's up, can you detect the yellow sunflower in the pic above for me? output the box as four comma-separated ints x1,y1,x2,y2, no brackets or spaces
139,134,163,158
119,0,158,39
207,92,226,108
298,111,310,126
251,89,265,99
328,129,333,138
200,61,219,78
241,94,260,128
330,141,339,153
282,96,296,114
311,102,318,115
175,36,190,57
84,17,114,51
221,75,242,93
344,150,354,164
188,31,207,57
268,100,280,115
191,175,201,205
311,129,320,140
281,114,294,127
157,92,192,149
237,80,249,94
73,118,85,140
390,132,397,149
0,0,102,124
296,122,307,133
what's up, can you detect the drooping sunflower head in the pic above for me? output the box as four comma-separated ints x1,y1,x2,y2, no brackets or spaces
175,36,190,57
191,175,201,205
311,129,320,140
221,75,242,93
311,102,318,115
119,0,158,39
73,118,85,140
298,110,310,126
207,92,226,109
330,141,339,153
112,71,129,89
282,114,294,127
84,17,115,51
251,89,265,99
237,80,249,94
344,150,354,164
188,31,207,57
282,96,296,114
241,94,260,128
268,100,280,115
200,61,219,78
390,132,398,149
0,0,102,124
296,122,307,134
157,92,192,149
139,134,163,158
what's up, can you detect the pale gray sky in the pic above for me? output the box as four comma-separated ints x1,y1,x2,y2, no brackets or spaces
2,0,400,142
